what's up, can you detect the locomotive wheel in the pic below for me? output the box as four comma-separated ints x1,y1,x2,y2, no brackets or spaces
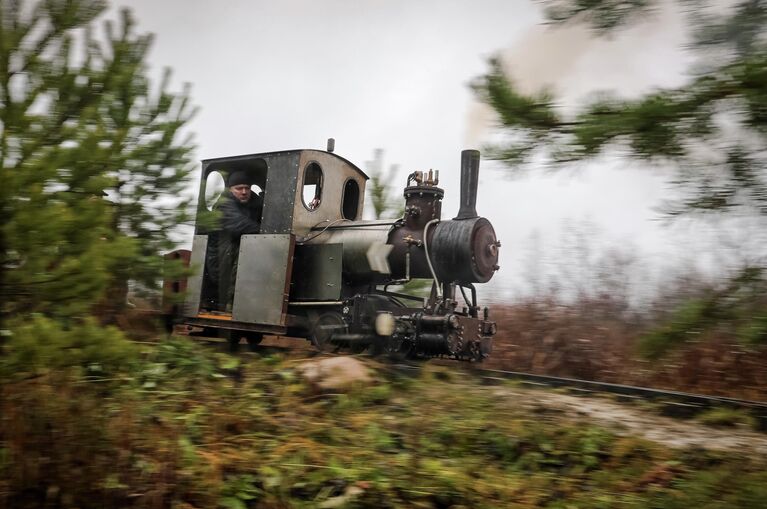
221,330,240,352
310,312,347,352
382,335,412,361
245,332,263,351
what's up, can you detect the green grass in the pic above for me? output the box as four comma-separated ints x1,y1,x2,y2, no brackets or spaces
696,407,758,429
1,338,766,508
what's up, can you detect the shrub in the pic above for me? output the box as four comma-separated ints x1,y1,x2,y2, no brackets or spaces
1,315,136,381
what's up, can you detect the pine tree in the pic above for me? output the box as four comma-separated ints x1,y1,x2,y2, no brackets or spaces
95,9,196,316
0,0,196,323
474,0,767,348
475,0,767,214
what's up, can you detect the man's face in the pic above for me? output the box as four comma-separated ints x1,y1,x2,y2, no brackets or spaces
230,184,251,203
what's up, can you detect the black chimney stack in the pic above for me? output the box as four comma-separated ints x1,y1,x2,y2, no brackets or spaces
455,149,480,220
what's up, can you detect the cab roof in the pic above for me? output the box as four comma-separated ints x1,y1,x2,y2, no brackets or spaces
201,149,369,181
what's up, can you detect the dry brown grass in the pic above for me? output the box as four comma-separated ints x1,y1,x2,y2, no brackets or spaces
486,299,767,400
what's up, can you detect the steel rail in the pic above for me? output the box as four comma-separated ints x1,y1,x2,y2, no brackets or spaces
459,366,767,431
392,362,767,430
471,368,767,410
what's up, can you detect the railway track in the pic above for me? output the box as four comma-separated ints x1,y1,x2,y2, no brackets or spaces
397,363,767,431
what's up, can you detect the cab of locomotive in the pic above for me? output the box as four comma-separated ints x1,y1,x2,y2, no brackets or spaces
197,149,367,236
181,149,368,327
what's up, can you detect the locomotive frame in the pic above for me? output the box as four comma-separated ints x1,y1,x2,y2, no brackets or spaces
165,143,500,361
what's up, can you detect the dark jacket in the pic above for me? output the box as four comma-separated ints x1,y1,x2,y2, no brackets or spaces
205,191,263,306
218,190,263,238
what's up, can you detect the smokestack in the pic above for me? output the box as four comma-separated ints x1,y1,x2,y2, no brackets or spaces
455,149,480,220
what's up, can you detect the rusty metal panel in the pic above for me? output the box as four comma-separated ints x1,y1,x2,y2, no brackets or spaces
232,234,295,325
291,244,343,300
183,235,208,317
260,153,300,234
162,249,191,314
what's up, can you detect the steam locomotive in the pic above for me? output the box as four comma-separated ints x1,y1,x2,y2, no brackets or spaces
164,142,500,361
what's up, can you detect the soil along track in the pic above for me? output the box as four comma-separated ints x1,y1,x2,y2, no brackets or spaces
494,385,767,455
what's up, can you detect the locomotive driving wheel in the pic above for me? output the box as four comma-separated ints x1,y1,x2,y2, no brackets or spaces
221,330,241,352
309,311,347,352
245,332,263,352
382,334,412,361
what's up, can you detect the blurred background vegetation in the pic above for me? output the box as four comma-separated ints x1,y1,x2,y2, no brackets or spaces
474,0,767,355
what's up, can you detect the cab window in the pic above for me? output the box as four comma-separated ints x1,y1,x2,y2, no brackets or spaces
342,178,360,219
204,170,225,210
302,162,323,211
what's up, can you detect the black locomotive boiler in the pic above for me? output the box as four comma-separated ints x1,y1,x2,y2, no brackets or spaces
165,143,500,361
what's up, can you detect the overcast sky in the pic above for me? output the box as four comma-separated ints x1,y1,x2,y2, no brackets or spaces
109,0,740,301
